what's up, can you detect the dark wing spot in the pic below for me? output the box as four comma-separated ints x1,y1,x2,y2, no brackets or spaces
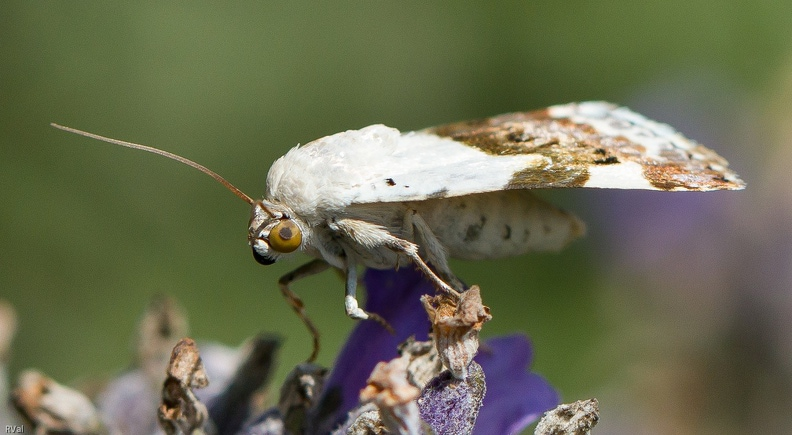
502,224,511,240
463,216,487,242
385,178,396,186
464,225,481,242
594,156,620,164
427,188,449,199
506,130,525,142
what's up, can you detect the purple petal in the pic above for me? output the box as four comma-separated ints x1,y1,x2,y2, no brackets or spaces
475,334,559,435
312,268,559,434
311,267,432,432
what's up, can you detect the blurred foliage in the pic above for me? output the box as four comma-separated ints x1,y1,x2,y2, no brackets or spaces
2,2,791,432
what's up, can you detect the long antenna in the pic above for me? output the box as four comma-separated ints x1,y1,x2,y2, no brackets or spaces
51,123,255,205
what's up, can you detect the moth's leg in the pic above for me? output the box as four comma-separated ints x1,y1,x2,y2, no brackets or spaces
278,259,330,362
330,218,460,298
404,210,466,292
343,254,395,333
343,255,367,320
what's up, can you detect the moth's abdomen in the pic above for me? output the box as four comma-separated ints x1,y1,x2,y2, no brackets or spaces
412,191,585,260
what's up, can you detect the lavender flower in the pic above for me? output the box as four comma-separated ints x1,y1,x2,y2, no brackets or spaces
312,267,559,434
309,267,434,432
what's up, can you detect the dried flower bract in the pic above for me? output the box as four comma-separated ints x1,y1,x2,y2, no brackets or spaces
422,285,491,379
158,337,210,434
359,357,423,434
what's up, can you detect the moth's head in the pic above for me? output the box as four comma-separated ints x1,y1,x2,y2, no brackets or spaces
248,200,304,265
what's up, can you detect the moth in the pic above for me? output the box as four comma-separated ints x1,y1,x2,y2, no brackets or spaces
53,101,745,360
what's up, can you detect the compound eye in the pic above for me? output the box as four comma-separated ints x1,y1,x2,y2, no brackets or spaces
268,219,302,253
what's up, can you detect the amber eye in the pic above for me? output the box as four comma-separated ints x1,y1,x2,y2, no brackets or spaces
268,219,302,253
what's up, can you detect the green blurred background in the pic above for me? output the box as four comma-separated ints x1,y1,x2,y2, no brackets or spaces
3,2,792,433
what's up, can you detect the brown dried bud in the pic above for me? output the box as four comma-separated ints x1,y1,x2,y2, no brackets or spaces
158,337,209,434
12,370,103,433
534,398,600,435
398,337,443,390
359,357,422,434
166,337,208,389
422,285,491,379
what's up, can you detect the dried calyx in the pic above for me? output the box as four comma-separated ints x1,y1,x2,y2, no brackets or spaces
422,285,492,379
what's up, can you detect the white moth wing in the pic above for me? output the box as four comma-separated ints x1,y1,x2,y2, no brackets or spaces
265,125,545,217
266,101,745,217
